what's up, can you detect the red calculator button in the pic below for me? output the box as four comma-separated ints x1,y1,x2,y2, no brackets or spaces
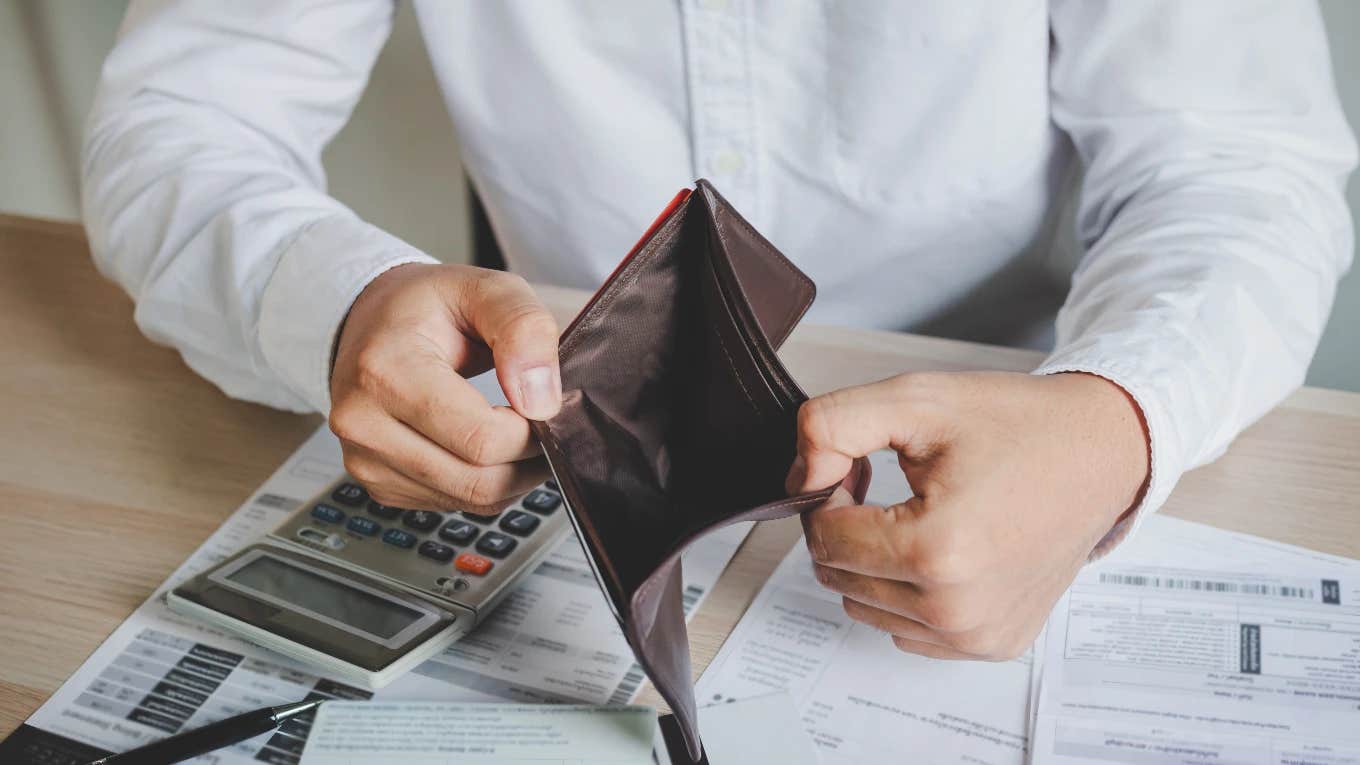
455,553,493,576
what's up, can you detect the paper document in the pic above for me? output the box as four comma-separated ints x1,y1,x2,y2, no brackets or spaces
697,449,1032,765
298,702,657,764
1031,558,1360,763
696,539,1032,765
689,693,819,765
11,371,752,765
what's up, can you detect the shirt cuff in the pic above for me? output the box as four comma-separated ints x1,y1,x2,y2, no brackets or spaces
258,214,439,415
1032,348,1184,558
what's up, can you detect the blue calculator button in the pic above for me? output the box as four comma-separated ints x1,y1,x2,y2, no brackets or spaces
346,516,381,536
310,504,345,524
382,529,417,549
331,482,368,506
499,510,540,537
521,489,561,514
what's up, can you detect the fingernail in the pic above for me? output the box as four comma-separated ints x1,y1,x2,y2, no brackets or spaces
517,366,561,420
785,455,807,494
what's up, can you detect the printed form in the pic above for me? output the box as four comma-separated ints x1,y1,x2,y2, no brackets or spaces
699,450,1360,765
298,702,658,764
15,374,751,765
1032,553,1360,763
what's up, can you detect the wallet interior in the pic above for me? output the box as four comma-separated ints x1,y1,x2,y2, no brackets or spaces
541,193,807,612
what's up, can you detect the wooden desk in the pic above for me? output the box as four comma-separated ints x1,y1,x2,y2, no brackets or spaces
2,213,1358,734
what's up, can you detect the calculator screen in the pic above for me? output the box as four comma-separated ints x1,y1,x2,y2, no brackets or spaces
225,554,425,640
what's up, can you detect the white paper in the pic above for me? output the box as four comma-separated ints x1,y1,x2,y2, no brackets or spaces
695,693,820,765
20,418,750,764
1031,554,1360,764
298,702,657,764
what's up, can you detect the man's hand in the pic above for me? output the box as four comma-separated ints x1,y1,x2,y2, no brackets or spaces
329,264,561,513
788,371,1150,660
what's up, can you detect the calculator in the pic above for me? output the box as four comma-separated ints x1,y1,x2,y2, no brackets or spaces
167,476,571,688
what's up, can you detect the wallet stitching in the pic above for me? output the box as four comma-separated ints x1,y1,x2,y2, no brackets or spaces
708,300,762,416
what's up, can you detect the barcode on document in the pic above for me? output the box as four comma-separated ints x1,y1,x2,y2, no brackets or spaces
605,585,706,705
1099,573,1314,599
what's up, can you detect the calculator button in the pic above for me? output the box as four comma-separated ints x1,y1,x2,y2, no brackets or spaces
418,541,455,563
438,520,479,545
499,510,540,537
455,553,494,576
461,511,501,525
310,504,345,524
345,516,381,536
402,510,441,532
475,532,517,558
331,482,368,506
521,489,561,514
366,501,402,520
381,529,417,549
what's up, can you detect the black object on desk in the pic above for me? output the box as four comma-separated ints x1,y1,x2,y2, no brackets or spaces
86,699,323,764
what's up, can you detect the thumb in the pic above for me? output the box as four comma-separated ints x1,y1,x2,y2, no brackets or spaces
788,375,946,494
455,271,562,420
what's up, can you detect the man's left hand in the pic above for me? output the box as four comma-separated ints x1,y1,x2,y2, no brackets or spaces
787,371,1150,660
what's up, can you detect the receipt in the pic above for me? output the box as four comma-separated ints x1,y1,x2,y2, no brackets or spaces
1032,557,1360,764
298,702,657,764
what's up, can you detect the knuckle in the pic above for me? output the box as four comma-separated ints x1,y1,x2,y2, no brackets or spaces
805,521,833,566
910,535,972,585
919,595,976,633
954,630,1003,659
456,468,502,508
329,406,360,444
456,416,497,467
500,305,558,344
352,345,390,392
342,454,380,487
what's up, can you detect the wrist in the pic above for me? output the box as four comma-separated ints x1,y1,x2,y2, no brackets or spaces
1053,371,1152,519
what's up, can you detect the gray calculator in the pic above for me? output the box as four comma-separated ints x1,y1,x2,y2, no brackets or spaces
167,476,570,688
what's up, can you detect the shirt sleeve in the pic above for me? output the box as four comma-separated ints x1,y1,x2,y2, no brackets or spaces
83,0,438,414
1040,0,1356,550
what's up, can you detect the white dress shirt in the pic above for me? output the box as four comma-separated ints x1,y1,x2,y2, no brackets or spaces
84,0,1355,539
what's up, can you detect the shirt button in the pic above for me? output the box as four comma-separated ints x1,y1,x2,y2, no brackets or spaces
712,150,746,176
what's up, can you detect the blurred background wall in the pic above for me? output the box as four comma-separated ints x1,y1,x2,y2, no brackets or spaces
1,0,1355,391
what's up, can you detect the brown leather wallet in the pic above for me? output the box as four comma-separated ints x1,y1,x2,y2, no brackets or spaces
532,179,869,762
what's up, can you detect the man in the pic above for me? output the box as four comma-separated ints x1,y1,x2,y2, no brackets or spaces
84,1,1354,661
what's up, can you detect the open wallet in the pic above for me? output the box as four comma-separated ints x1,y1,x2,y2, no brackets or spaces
530,179,871,762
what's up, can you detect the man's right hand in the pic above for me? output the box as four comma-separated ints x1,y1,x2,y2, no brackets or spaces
328,263,562,514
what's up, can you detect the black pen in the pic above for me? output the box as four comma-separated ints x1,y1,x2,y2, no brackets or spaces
87,698,324,765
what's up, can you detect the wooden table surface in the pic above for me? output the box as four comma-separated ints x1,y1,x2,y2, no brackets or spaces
2,213,1358,735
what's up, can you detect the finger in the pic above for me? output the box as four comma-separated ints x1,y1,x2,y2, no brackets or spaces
888,635,976,661
790,375,948,493
841,598,970,657
813,563,927,619
342,417,549,509
380,356,541,466
452,270,562,420
801,489,923,579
